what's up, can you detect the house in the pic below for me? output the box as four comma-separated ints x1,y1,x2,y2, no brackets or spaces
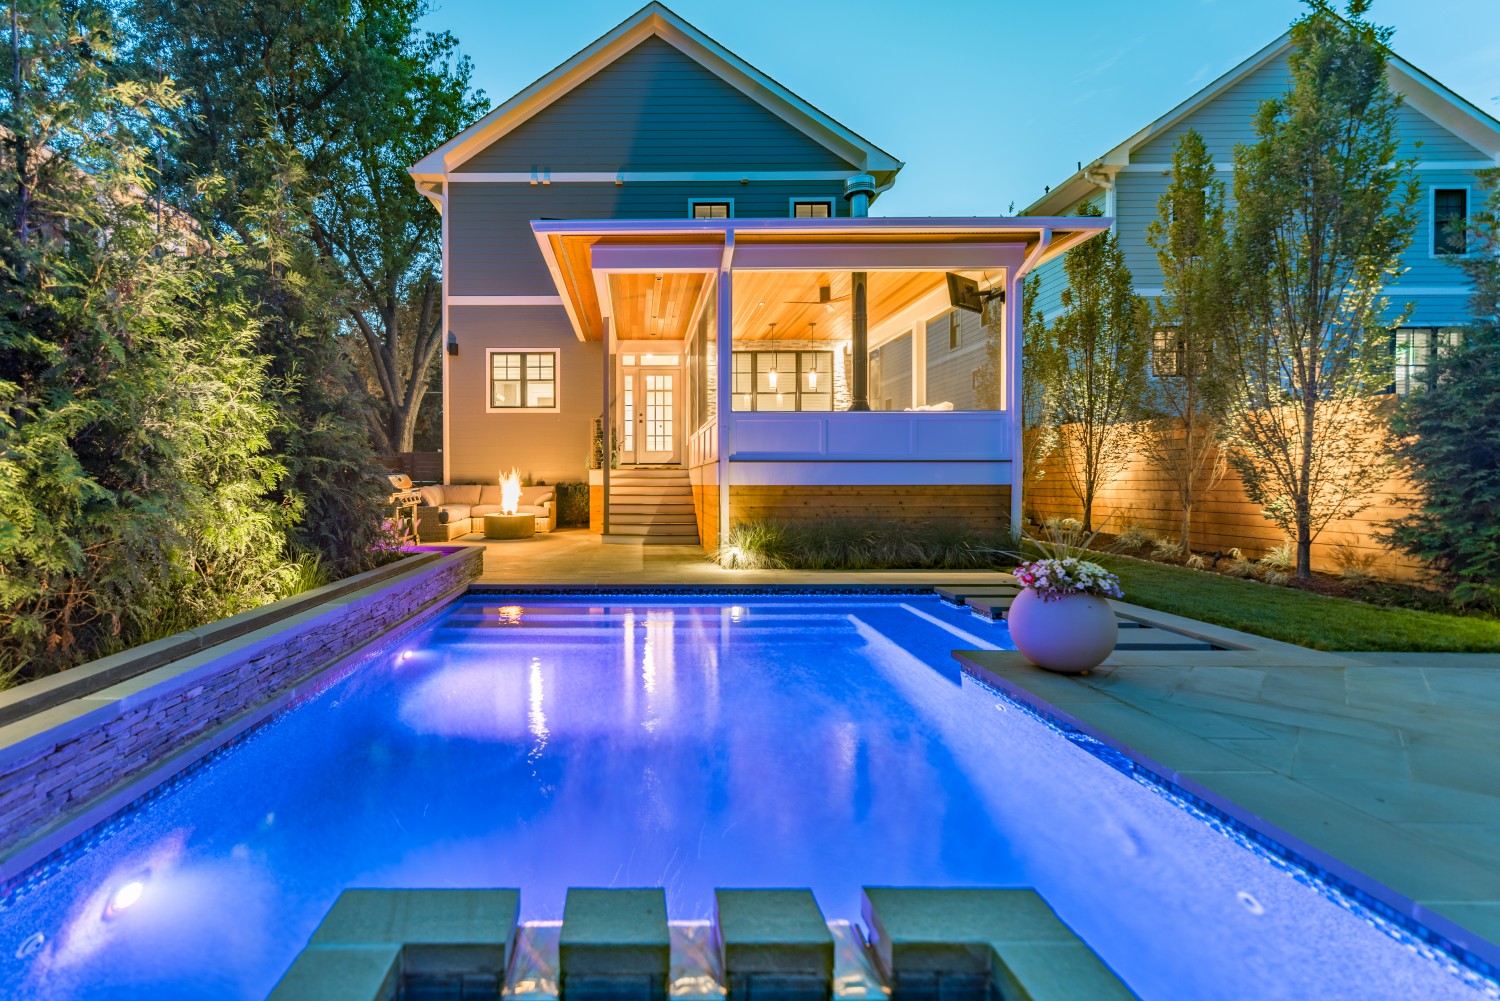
1023,30,1500,393
1018,30,1500,575
409,2,1106,547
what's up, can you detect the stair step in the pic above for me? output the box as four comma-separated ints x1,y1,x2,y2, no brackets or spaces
604,534,703,546
609,517,698,528
610,508,698,519
608,488,693,499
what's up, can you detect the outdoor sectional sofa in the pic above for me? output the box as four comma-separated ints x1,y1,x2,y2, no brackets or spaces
417,484,556,541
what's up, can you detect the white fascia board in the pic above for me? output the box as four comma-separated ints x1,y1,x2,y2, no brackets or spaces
408,4,902,184
1388,61,1500,161
443,170,859,183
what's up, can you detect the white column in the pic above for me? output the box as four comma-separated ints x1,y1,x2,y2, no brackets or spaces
715,252,734,550
1005,269,1023,537
910,322,927,408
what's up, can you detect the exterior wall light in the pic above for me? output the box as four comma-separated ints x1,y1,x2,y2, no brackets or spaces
447,331,459,356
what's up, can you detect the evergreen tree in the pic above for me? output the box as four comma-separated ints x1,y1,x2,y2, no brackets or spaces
1040,207,1148,532
0,1,292,677
1381,171,1500,606
1143,129,1231,553
1217,0,1417,579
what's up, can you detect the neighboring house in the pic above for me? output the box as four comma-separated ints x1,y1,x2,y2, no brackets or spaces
1019,31,1500,576
409,2,1104,547
1024,31,1500,394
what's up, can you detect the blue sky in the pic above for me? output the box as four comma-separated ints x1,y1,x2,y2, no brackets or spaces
419,0,1500,216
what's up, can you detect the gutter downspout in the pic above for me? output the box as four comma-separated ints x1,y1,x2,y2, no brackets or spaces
716,232,734,551
1009,228,1052,538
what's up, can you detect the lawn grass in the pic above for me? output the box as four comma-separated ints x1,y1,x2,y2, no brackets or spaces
1094,553,1500,652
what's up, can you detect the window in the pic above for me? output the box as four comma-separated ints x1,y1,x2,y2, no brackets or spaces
790,198,834,218
488,350,558,411
1152,329,1184,377
1433,188,1468,256
690,199,732,219
1393,327,1461,394
948,311,962,350
730,351,834,411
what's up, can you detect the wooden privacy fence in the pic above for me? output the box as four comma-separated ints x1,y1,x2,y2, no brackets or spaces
380,451,443,483
1025,416,1427,582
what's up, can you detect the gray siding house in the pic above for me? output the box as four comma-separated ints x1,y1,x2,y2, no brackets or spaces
409,3,1103,546
1023,31,1500,393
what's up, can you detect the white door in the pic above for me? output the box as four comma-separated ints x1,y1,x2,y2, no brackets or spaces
635,367,679,464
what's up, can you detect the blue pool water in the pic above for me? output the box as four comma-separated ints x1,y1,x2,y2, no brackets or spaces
0,594,1492,1000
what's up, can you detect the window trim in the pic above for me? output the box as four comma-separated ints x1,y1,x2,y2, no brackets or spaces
788,197,836,219
688,198,734,220
948,310,962,350
485,348,561,414
1151,328,1185,378
730,349,835,412
1429,185,1470,258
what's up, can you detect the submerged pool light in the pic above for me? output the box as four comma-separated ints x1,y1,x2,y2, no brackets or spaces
104,876,147,919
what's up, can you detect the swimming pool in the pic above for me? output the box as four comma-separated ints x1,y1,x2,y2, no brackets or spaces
0,593,1493,1000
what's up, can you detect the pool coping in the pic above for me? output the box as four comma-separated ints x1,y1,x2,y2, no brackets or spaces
951,649,1500,983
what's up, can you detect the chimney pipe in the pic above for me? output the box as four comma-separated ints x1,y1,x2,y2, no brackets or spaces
843,174,876,217
848,271,870,411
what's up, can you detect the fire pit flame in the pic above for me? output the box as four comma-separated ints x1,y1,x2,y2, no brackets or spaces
499,467,521,516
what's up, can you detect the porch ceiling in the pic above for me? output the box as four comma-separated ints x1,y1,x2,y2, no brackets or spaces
531,217,1110,342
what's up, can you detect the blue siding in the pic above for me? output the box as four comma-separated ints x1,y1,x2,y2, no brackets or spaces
870,333,911,410
923,310,990,409
458,36,856,173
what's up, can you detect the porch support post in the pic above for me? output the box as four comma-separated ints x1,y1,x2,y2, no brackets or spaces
910,320,927,408
1005,270,1023,537
601,316,612,536
715,236,734,550
848,271,870,411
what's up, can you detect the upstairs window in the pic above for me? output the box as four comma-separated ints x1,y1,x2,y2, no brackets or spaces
489,350,558,411
1393,327,1461,395
1433,188,1468,256
791,199,834,218
1152,329,1184,377
948,311,963,350
690,199,732,219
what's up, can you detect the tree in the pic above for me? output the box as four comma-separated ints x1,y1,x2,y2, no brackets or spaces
1216,0,1417,579
128,0,479,567
1,1,293,677
1039,208,1148,532
1142,129,1231,553
1381,170,1500,607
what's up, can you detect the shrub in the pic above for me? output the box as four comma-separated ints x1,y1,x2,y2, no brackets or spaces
1258,541,1296,572
1112,524,1155,553
554,482,591,528
715,519,1012,571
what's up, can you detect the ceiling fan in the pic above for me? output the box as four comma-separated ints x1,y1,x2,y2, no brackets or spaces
787,284,850,307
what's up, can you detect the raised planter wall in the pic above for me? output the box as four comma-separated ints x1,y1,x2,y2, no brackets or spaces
0,546,482,872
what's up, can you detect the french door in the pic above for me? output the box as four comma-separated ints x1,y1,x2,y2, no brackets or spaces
619,364,680,465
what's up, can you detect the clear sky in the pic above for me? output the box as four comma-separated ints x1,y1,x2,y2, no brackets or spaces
418,0,1500,216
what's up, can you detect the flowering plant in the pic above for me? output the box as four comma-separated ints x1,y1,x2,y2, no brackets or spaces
1013,556,1123,602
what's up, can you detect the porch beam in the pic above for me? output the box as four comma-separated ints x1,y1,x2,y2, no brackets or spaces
729,241,1027,271
590,243,722,272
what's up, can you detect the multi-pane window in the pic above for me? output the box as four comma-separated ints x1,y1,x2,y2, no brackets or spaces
1433,188,1468,256
1152,329,1184,377
690,200,732,219
791,199,834,218
1393,327,1462,395
489,350,557,410
730,351,834,411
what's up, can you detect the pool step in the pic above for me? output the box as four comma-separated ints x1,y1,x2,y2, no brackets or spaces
938,586,1223,652
270,887,1133,1001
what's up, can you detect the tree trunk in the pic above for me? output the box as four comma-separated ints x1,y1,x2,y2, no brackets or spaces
1081,495,1093,533
1296,520,1313,581
1180,502,1193,556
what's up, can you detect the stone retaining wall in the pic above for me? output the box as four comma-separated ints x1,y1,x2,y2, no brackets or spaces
0,546,482,866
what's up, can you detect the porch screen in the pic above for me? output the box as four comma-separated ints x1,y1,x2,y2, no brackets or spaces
731,351,833,411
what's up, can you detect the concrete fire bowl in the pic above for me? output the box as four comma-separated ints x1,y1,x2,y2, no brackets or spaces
482,513,535,540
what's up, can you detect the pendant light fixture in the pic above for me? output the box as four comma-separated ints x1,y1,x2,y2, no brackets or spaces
806,322,819,390
766,321,778,391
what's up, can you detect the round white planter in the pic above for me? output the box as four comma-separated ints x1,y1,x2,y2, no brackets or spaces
1006,589,1118,675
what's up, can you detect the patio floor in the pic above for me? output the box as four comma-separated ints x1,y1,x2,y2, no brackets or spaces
460,534,1500,969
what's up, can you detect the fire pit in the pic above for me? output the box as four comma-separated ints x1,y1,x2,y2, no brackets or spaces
484,467,536,539
483,512,535,539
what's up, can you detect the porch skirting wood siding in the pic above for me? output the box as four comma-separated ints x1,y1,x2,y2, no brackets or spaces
725,484,1012,534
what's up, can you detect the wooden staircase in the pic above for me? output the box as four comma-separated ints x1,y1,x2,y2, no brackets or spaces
603,467,700,545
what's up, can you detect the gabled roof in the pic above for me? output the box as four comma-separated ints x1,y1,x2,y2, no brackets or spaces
1023,31,1500,217
410,2,902,188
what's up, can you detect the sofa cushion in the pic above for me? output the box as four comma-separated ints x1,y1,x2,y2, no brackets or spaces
446,485,483,506
479,484,507,505
437,505,472,524
419,485,445,507
471,504,504,517
516,505,548,517
518,486,554,506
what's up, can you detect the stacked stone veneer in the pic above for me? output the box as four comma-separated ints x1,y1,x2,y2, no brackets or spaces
0,546,482,866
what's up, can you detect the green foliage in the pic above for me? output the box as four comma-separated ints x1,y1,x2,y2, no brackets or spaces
1216,0,1417,578
1382,170,1500,607
0,2,299,677
1033,206,1148,531
554,482,591,528
715,520,1011,571
1143,129,1231,552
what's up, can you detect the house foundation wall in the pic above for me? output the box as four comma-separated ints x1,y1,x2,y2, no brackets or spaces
727,484,1012,534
